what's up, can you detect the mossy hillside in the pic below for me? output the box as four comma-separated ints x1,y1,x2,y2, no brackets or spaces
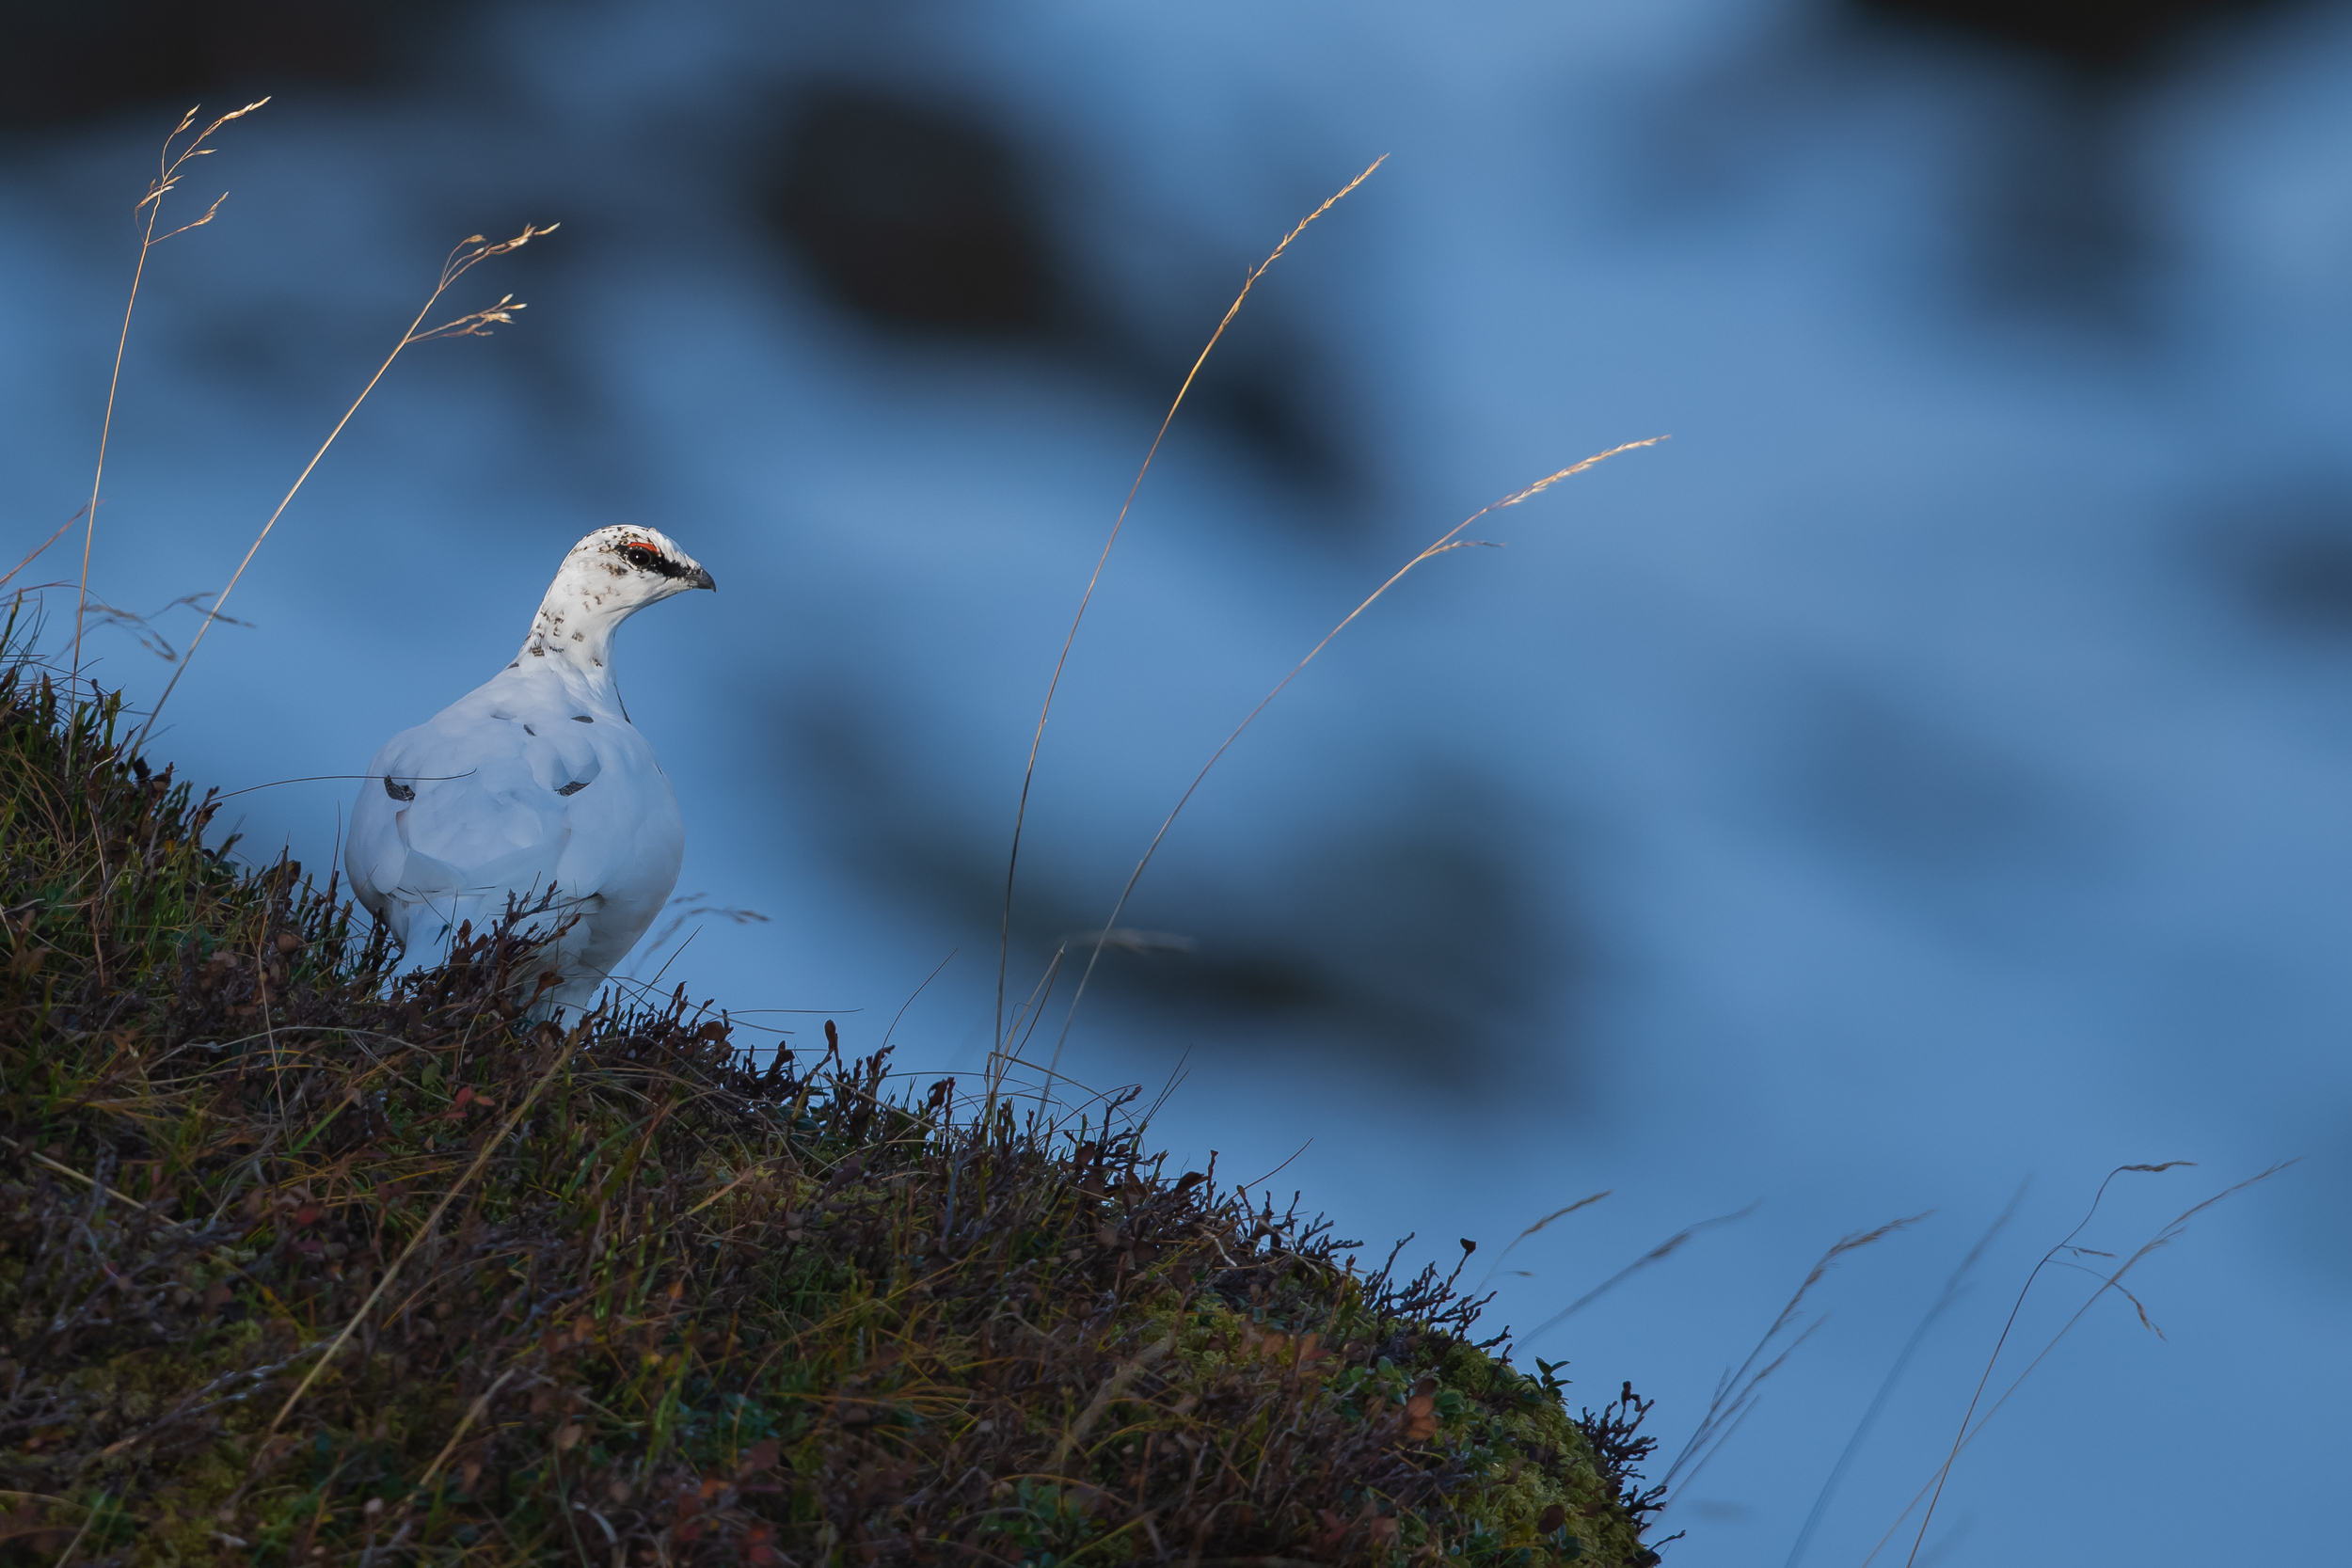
0,659,1662,1566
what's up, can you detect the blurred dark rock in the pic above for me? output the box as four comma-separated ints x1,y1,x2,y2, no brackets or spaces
2206,491,2352,638
1093,807,1566,1085
1842,0,2317,322
766,85,1059,337
1960,88,2150,324
1847,0,2304,76
759,81,1358,501
784,689,1571,1090
1793,686,2091,900
0,0,450,131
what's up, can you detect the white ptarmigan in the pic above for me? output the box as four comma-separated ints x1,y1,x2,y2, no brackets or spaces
345,527,715,1011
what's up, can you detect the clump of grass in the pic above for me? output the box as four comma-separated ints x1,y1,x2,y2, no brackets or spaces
0,653,1663,1565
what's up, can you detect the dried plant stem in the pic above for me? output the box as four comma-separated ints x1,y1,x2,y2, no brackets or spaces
409,1365,526,1497
48,1502,100,1568
1476,1190,1613,1289
1031,436,1662,1098
72,100,266,705
1053,1326,1178,1469
0,1132,181,1225
6,513,82,600
991,156,1387,1079
61,95,264,780
260,1022,583,1443
74,194,156,694
1885,1159,2294,1568
1661,1211,1929,1498
1782,1181,2026,1568
137,223,554,748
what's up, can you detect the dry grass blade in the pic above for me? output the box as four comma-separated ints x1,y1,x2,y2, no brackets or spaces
1881,1160,2296,1568
1052,1326,1178,1469
881,947,958,1053
1659,1212,1929,1498
1478,1191,1612,1288
1032,436,1662,1096
992,156,1387,1082
47,1505,100,1568
258,1022,586,1441
1781,1181,2026,1568
1530,1207,1759,1349
2,512,80,595
0,1132,184,1226
1505,1191,1613,1251
72,99,268,698
137,222,555,745
407,1366,526,1498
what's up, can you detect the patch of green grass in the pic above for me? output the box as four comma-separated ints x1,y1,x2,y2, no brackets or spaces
0,651,1662,1566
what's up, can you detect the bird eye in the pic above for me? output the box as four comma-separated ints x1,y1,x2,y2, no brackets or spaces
620,543,660,569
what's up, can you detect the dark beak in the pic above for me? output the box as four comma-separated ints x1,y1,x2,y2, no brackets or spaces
687,565,716,592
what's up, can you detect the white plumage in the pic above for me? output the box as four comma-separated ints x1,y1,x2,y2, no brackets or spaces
345,526,715,1012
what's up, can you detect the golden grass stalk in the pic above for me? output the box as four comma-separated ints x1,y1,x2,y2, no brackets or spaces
72,100,268,695
992,156,1388,1081
1029,436,1664,1098
136,222,557,747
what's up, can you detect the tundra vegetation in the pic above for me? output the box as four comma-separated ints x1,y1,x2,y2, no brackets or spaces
0,656,1662,1565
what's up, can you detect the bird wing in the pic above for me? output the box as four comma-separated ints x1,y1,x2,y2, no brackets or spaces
346,687,682,986
347,702,582,944
545,719,684,985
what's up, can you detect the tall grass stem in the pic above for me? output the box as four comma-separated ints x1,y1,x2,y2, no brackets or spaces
991,158,1387,1085
73,101,266,712
1033,437,1662,1099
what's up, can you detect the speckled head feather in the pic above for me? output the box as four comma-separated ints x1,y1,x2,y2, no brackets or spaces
521,526,715,669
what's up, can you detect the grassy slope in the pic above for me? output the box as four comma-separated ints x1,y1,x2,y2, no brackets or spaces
0,659,1662,1567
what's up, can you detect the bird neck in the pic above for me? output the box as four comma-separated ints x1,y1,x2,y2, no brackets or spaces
514,578,636,694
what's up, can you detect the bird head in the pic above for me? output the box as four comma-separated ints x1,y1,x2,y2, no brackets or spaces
565,525,717,604
521,526,716,668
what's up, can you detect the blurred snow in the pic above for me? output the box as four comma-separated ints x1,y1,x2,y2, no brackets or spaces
5,0,2349,1560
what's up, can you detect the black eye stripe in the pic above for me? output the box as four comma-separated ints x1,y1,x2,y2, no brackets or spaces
615,542,690,578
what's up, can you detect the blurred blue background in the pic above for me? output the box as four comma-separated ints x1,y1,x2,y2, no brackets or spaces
6,0,2348,1560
